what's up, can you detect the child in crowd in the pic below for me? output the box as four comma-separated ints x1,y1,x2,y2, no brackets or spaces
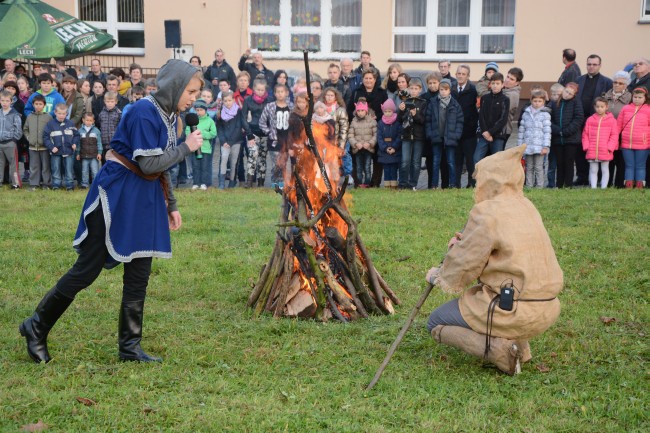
376,98,402,189
76,112,103,189
98,92,122,161
474,72,510,165
518,89,552,188
550,82,584,188
425,78,464,189
214,78,230,112
44,103,79,190
398,79,427,190
0,90,24,188
545,83,564,188
292,76,307,95
144,78,157,96
187,99,217,190
200,88,219,119
24,73,65,116
242,79,271,187
348,99,377,188
422,72,442,188
233,72,252,108
217,90,249,189
269,70,294,103
617,87,650,188
259,84,293,188
476,62,499,98
121,86,144,117
24,94,51,190
88,80,105,118
324,63,349,103
581,97,618,189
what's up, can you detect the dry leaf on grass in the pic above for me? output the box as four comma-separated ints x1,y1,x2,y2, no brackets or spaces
21,420,48,432
599,316,616,325
75,397,97,406
143,407,156,415
550,352,558,358
535,363,551,373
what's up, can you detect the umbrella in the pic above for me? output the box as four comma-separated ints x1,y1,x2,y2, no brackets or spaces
0,0,115,60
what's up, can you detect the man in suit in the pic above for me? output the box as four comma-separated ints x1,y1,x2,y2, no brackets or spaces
452,64,479,187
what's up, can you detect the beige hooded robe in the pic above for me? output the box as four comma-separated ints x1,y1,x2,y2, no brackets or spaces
434,145,563,340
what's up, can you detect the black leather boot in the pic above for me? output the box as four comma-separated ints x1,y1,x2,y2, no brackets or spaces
118,300,162,362
257,177,265,187
244,175,254,188
19,286,74,363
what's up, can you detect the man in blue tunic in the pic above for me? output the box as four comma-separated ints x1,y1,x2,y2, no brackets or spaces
19,60,205,363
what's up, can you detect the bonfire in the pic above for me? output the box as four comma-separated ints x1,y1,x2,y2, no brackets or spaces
247,52,400,321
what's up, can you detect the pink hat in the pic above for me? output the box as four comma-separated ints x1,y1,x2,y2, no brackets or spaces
381,99,396,112
355,101,369,112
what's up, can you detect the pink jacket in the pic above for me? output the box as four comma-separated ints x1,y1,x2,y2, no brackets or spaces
617,104,650,150
582,112,618,161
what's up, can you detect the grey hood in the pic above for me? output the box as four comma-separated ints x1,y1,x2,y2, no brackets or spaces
152,59,201,115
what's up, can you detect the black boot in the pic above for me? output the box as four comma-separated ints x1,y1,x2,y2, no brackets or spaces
118,300,162,362
257,177,265,187
19,286,74,363
244,175,254,188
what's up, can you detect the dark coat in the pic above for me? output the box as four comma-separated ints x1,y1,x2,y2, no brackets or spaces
425,96,465,146
550,97,584,145
241,94,270,137
347,85,388,121
576,73,613,117
397,96,427,142
627,72,650,93
217,110,249,145
204,60,237,91
558,62,582,86
237,56,274,88
478,91,510,139
377,120,402,164
452,82,478,138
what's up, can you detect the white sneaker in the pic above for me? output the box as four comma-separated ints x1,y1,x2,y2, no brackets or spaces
191,185,199,190
200,184,207,190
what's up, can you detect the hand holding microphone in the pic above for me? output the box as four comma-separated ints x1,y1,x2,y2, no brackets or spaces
185,113,203,155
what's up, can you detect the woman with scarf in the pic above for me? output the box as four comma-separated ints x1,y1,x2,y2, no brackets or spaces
19,60,204,364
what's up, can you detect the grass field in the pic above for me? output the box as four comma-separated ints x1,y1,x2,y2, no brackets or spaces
0,187,648,432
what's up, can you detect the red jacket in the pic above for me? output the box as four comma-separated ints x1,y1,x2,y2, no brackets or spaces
617,104,650,150
582,112,618,161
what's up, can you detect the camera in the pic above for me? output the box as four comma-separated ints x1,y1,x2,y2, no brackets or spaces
398,89,409,99
404,101,416,110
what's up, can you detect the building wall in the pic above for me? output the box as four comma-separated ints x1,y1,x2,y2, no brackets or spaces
45,0,649,85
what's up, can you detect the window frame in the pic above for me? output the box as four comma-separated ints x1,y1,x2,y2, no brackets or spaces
76,0,145,55
392,0,516,61
641,0,650,23
248,0,362,59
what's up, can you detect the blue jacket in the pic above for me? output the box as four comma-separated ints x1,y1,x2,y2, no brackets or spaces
377,120,402,164
43,117,80,156
24,89,65,117
425,96,465,146
217,110,249,146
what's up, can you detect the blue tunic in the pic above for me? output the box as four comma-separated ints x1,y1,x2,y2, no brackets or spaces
73,97,177,268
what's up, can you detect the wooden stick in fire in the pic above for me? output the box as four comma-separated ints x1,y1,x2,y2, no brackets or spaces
365,282,435,391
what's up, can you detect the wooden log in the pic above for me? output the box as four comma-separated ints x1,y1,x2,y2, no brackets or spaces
342,273,369,318
375,270,401,305
325,288,347,322
318,259,358,319
355,234,390,314
253,244,285,317
248,238,283,307
273,249,295,317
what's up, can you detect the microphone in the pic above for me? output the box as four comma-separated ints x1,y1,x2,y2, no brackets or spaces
185,113,200,157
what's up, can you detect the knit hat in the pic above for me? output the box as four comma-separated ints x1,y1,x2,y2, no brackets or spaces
355,100,369,112
440,78,452,88
194,99,208,110
485,62,499,73
314,100,326,111
381,98,396,112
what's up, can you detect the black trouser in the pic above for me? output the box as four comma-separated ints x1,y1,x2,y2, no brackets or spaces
56,205,151,303
574,147,589,185
370,152,383,187
608,149,625,188
455,135,477,187
440,147,449,189
554,143,577,188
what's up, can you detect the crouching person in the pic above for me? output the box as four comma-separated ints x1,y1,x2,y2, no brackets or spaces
425,145,563,375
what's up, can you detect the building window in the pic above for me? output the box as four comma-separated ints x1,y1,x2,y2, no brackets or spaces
249,0,362,59
642,0,650,22
393,0,516,60
79,0,144,55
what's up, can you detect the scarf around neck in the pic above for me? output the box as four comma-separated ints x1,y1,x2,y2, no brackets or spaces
221,103,239,121
382,112,398,125
325,101,338,115
386,79,398,93
253,92,268,104
439,95,451,109
312,112,332,124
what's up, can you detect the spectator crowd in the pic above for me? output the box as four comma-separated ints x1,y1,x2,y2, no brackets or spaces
0,48,648,192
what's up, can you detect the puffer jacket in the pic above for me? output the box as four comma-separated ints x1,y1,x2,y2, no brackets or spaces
518,106,552,155
377,119,402,164
581,112,618,160
550,97,584,145
43,117,79,156
0,108,23,142
617,103,650,150
24,111,51,150
425,96,464,146
242,94,270,137
331,106,349,149
348,114,377,154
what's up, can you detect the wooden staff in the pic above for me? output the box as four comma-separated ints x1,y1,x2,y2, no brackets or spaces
366,282,434,391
